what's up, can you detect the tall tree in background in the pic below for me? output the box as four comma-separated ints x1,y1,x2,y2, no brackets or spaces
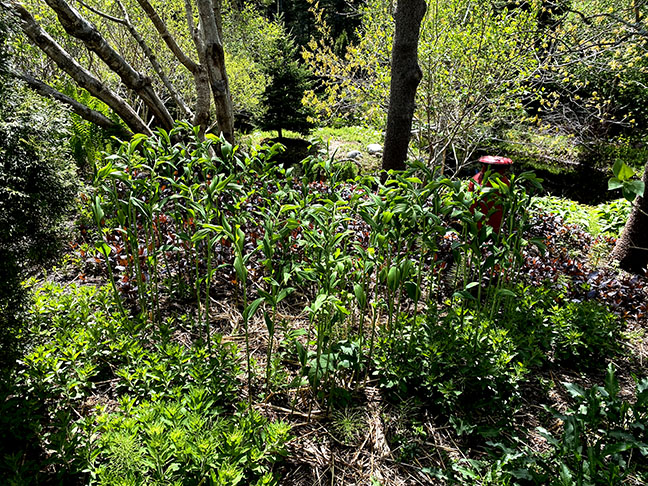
8,0,235,141
258,35,314,139
381,0,427,174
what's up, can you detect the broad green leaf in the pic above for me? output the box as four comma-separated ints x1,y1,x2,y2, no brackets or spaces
234,255,248,281
404,281,421,301
495,288,517,298
607,177,623,191
453,290,476,302
387,266,401,291
243,297,264,321
353,283,367,308
613,160,635,181
277,287,295,303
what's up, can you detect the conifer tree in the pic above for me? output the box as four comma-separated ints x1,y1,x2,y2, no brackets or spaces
259,35,314,139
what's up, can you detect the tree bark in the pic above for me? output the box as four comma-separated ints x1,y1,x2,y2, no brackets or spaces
196,0,235,143
611,162,648,274
12,0,237,142
114,0,193,119
10,1,151,135
136,0,199,74
381,0,427,176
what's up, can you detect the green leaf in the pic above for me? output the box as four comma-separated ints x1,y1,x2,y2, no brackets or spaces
604,363,619,398
613,160,635,181
353,283,367,308
94,241,111,257
381,210,394,224
264,312,275,335
387,266,401,291
404,281,421,301
243,297,264,322
296,341,307,368
625,180,645,198
452,290,476,302
495,288,517,298
602,442,635,456
234,255,248,282
608,177,623,191
92,196,104,223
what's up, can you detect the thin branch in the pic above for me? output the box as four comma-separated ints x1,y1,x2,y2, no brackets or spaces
76,0,123,24
44,0,174,128
135,0,199,74
114,0,192,119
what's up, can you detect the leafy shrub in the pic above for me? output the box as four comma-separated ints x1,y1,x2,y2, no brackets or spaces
89,396,291,485
593,198,632,236
0,284,122,483
506,285,623,368
115,340,239,405
0,283,241,483
532,195,632,238
535,365,648,485
549,300,621,365
375,311,528,416
429,366,648,485
0,78,79,363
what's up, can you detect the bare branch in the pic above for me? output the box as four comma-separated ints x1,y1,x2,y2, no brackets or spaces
44,0,174,129
76,0,124,25
114,0,192,119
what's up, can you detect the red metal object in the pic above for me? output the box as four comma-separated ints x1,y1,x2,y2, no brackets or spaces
468,156,513,233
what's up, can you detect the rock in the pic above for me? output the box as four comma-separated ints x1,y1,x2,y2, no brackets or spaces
346,150,362,159
367,143,383,155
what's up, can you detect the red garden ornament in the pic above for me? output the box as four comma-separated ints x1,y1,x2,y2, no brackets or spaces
468,155,514,233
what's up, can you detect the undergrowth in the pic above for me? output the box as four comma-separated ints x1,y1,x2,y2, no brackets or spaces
3,122,647,484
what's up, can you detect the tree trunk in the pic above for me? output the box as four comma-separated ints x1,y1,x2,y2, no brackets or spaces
14,70,129,134
11,0,237,141
381,0,427,177
611,162,648,274
196,0,235,143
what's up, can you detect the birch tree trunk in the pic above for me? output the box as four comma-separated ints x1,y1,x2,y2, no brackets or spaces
196,0,235,143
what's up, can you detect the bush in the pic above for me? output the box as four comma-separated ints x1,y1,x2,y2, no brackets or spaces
375,311,528,417
0,283,243,483
506,285,623,368
0,67,79,364
439,365,648,485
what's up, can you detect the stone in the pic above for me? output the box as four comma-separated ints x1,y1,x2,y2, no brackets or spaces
346,150,362,159
367,143,383,155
